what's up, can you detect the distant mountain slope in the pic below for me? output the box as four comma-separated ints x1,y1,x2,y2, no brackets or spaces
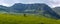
0,3,60,19
0,5,8,12
53,7,60,15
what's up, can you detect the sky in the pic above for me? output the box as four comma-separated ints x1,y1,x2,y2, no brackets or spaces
0,0,60,8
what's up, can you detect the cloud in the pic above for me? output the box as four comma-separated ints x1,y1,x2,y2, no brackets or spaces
0,0,15,6
47,0,60,7
0,0,60,8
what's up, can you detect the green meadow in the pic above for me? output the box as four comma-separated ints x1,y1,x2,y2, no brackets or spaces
0,13,60,24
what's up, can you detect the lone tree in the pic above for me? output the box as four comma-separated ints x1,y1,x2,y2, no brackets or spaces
24,14,26,17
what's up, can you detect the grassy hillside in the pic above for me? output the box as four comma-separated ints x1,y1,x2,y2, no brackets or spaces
0,13,60,24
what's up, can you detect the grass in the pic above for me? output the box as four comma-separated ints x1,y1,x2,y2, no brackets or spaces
0,13,60,24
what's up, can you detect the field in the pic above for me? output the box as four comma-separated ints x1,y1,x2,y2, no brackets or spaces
0,13,60,24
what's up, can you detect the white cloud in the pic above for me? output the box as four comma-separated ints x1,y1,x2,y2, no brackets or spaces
2,3,10,7
47,0,60,7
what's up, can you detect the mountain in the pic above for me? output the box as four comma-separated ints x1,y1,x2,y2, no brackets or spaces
0,3,60,19
10,3,44,13
52,7,60,15
0,5,8,12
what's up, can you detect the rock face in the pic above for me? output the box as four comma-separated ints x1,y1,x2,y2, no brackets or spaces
0,3,60,19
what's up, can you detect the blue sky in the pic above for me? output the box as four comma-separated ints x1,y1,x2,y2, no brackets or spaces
0,0,60,8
